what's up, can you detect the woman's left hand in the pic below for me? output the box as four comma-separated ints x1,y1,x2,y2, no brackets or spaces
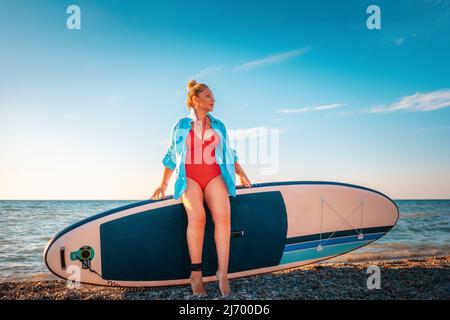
239,174,252,188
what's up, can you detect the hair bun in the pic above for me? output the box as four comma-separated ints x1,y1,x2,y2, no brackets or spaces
187,80,197,90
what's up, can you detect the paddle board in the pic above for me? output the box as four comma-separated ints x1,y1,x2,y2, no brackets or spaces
44,181,399,287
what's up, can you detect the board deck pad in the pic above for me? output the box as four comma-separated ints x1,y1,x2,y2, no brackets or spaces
100,191,287,281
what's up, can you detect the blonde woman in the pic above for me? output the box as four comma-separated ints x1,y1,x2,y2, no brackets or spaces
151,80,251,297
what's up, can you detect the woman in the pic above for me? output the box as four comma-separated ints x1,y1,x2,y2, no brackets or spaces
151,80,252,297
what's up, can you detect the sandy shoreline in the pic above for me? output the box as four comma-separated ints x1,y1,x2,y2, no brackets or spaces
1,256,449,300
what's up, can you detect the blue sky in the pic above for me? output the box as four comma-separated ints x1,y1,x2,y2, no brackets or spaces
1,0,449,199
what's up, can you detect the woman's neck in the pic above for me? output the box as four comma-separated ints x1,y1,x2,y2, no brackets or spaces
194,110,208,121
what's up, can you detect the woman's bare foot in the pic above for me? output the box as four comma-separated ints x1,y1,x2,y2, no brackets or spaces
216,270,231,298
189,272,208,297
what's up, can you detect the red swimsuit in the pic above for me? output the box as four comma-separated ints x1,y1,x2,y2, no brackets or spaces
185,118,221,190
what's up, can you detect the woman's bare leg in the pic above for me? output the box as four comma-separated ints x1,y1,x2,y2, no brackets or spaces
204,175,231,297
181,177,207,296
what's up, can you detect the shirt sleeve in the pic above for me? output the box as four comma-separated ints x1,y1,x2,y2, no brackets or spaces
162,121,178,170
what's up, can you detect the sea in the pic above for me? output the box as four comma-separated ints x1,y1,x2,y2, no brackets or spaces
0,200,449,282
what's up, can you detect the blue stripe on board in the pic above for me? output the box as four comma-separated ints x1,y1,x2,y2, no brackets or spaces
285,226,392,245
284,232,385,252
280,240,373,264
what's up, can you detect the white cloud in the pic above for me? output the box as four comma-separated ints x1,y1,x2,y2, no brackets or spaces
394,37,404,46
277,107,310,114
189,65,224,80
377,36,408,47
232,47,311,72
313,103,346,111
277,103,346,114
368,89,450,113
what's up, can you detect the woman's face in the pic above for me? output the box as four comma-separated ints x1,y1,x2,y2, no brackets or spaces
194,88,215,112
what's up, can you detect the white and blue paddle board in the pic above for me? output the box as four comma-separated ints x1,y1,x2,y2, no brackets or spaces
44,181,399,287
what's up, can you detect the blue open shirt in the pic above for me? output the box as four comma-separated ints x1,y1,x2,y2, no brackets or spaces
162,109,239,200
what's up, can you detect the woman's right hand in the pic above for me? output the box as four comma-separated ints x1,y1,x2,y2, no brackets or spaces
151,182,168,200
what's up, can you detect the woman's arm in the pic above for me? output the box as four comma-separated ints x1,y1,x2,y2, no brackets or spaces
235,162,252,188
151,166,174,200
151,121,178,199
234,162,244,176
161,166,174,186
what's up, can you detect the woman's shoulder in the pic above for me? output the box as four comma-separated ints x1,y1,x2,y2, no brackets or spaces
171,117,191,129
208,113,226,128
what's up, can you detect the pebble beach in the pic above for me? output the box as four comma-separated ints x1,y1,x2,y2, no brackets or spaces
1,256,449,300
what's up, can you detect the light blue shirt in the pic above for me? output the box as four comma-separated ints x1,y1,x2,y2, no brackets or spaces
162,109,239,200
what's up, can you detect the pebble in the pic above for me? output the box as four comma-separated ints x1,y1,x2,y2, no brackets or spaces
1,256,449,300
